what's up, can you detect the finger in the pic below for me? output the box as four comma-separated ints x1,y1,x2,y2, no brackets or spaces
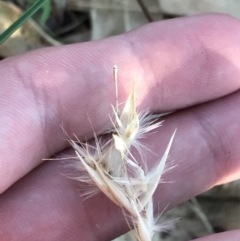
2,86,240,240
145,89,240,209
0,158,128,241
2,14,240,193
192,230,240,241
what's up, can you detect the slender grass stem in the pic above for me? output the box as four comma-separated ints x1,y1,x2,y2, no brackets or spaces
0,0,49,44
135,0,153,23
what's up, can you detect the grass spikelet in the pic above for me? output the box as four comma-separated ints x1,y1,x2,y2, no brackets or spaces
71,65,176,240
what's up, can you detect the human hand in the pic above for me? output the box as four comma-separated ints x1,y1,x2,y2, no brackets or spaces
1,14,240,241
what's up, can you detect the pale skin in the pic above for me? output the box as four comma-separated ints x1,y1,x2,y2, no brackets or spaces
1,13,240,241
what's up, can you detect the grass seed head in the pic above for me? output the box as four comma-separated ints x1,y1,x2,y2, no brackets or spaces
72,65,176,241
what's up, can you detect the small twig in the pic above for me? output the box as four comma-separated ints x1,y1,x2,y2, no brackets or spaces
135,0,153,23
54,14,88,36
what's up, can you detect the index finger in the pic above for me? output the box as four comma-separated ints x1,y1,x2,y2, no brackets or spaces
1,14,240,193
